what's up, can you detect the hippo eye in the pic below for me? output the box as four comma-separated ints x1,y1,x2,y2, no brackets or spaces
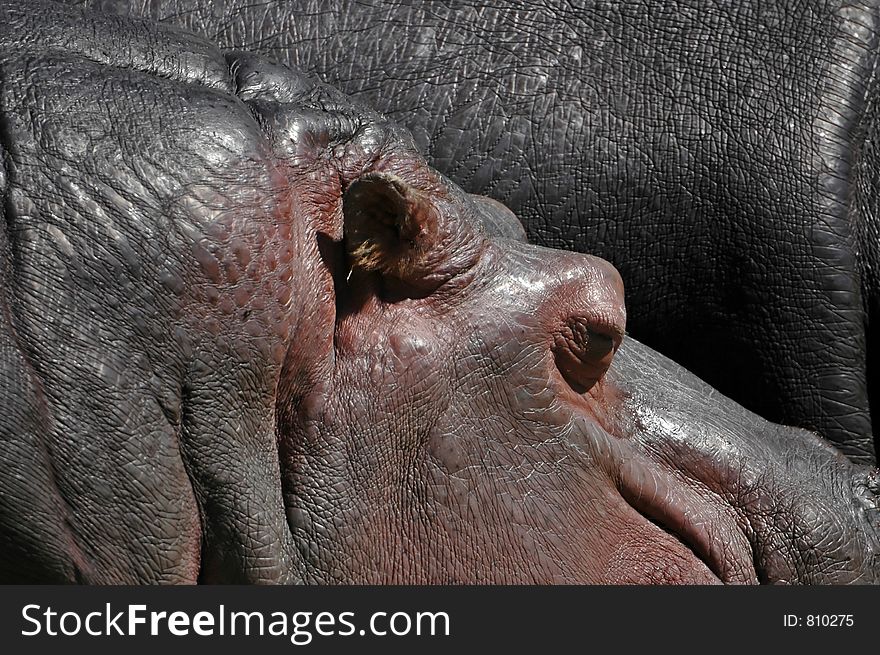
552,318,619,393
582,331,614,361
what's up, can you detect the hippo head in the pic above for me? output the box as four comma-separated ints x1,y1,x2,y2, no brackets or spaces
282,164,639,582
234,56,877,584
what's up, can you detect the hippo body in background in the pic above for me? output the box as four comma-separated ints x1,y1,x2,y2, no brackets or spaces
69,0,880,463
0,1,878,584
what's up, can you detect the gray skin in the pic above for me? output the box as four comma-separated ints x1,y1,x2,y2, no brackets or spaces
68,0,880,464
0,1,878,584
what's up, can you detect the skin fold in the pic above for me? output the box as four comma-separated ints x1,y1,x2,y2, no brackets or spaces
67,0,880,464
0,0,877,584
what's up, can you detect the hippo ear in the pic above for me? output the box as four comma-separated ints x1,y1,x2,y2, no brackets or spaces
342,172,477,292
342,173,430,276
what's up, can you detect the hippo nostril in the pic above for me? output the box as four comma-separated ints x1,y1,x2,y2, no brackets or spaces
553,317,621,394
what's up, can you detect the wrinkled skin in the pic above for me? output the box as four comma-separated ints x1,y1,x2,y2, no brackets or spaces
71,0,880,463
0,1,878,584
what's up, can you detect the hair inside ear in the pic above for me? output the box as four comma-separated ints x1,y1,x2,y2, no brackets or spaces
342,173,437,281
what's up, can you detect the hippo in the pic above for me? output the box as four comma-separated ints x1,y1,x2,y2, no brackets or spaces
67,0,880,463
0,0,878,584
